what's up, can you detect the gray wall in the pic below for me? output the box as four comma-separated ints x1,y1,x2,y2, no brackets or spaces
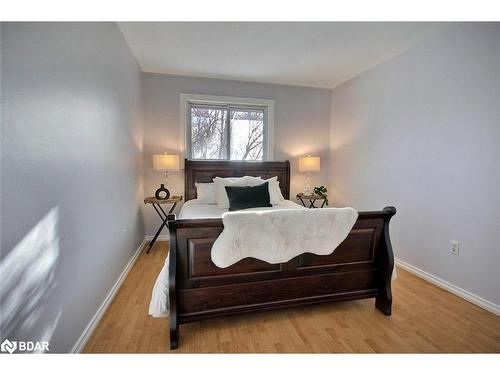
329,23,500,305
0,23,145,352
143,73,331,236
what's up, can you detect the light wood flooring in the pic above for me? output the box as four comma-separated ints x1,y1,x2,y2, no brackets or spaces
84,241,500,353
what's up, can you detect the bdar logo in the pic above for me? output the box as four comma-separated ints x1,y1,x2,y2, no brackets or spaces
1,339,17,354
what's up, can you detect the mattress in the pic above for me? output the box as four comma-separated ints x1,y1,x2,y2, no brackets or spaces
179,199,305,219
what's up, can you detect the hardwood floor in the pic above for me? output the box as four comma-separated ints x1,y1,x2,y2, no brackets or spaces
83,241,500,353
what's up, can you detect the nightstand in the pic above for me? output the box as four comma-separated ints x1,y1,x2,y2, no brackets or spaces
144,195,182,253
296,193,327,208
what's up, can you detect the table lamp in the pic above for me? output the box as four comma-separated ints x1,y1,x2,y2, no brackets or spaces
153,153,180,199
298,155,320,195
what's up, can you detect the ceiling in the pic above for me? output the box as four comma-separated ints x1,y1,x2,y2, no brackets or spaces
119,22,446,89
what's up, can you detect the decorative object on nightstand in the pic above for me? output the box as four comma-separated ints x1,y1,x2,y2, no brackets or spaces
313,185,328,205
144,195,182,253
298,155,320,195
296,192,328,208
153,153,180,199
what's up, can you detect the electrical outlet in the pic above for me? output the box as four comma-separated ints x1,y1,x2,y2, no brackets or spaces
450,240,459,256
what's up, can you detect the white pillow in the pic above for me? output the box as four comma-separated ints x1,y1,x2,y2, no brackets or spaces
247,176,285,204
213,176,250,209
195,182,216,204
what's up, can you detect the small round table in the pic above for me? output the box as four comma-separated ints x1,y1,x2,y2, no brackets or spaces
144,195,182,253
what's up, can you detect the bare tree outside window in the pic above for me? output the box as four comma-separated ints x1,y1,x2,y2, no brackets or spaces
189,105,264,161
230,109,264,160
190,106,228,159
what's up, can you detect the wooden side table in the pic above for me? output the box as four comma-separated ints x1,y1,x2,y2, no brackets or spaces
144,195,182,253
296,193,327,208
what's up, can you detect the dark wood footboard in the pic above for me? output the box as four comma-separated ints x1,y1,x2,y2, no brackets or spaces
167,206,396,349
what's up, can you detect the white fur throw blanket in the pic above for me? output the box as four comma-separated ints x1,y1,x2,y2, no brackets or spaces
211,207,358,268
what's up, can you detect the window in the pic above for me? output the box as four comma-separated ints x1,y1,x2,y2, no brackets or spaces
180,94,274,161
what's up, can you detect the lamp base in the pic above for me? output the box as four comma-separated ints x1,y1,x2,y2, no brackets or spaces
155,184,171,200
303,172,312,196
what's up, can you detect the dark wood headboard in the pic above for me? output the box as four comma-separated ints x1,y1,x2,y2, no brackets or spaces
184,159,291,201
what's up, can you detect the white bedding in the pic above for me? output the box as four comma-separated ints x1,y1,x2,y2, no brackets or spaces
148,199,306,317
179,198,306,219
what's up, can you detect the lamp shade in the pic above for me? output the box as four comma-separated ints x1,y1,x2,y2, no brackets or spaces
153,154,180,171
298,155,320,172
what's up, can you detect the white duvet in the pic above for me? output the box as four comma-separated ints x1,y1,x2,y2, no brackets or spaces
149,253,171,317
178,198,306,219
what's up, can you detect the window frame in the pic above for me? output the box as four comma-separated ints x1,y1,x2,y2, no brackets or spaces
180,93,274,163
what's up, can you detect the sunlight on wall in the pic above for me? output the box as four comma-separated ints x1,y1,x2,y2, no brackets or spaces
280,143,324,159
0,207,60,352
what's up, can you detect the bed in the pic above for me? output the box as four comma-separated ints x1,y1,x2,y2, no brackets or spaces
165,159,396,349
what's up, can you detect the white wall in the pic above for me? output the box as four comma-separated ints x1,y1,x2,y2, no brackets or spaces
0,23,145,352
143,73,331,236
329,23,500,306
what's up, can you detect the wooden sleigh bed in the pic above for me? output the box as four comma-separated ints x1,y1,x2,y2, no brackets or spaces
167,159,396,349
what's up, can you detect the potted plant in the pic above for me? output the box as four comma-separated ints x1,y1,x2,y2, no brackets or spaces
313,186,328,205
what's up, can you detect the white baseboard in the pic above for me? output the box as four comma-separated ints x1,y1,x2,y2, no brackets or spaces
71,239,146,353
144,234,169,242
395,258,500,316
